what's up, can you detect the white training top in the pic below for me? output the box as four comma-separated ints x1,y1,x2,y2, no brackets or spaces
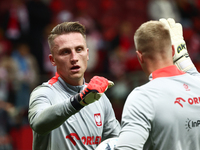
115,65,200,150
28,73,120,150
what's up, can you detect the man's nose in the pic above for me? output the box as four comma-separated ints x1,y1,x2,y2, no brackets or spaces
70,51,78,63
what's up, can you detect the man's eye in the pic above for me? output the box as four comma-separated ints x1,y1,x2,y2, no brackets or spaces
63,50,70,54
77,47,83,52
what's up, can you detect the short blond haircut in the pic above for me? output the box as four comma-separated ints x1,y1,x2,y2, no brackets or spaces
134,20,171,58
48,22,86,53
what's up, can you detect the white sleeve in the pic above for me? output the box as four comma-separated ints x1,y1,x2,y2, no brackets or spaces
115,89,154,150
28,86,78,135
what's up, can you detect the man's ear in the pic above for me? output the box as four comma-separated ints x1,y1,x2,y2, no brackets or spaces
49,54,56,66
172,45,175,57
136,50,143,64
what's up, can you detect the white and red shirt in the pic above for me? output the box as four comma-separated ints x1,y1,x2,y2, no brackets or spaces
28,73,120,150
116,65,200,150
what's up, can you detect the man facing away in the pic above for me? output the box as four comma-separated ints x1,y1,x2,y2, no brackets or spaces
28,22,120,150
115,18,200,150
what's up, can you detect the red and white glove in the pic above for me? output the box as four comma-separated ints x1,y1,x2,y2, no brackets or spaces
70,76,114,110
159,18,195,72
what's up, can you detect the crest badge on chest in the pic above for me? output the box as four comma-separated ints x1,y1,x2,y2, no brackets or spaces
94,113,102,127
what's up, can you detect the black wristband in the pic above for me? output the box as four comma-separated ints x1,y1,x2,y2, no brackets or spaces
70,94,84,110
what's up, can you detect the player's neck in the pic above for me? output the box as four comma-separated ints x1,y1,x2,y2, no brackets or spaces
145,60,173,76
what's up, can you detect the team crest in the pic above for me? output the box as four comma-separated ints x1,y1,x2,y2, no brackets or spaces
94,113,102,127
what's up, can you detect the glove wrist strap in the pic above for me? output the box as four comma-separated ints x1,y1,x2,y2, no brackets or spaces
174,56,195,72
70,94,84,110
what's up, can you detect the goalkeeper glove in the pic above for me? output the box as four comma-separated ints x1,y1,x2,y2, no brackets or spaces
70,76,114,110
159,18,195,72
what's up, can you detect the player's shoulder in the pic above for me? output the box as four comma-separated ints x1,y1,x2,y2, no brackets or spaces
128,79,165,99
133,79,158,91
31,81,55,97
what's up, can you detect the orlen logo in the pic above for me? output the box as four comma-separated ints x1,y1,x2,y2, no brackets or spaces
174,97,200,108
66,133,101,146
174,97,186,107
185,118,200,131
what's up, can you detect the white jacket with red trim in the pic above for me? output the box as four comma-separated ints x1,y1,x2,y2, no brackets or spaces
28,73,120,150
116,65,200,150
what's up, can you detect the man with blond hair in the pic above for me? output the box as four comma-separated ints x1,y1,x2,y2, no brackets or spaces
115,18,200,150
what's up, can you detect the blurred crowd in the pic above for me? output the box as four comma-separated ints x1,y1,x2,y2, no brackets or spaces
0,0,200,149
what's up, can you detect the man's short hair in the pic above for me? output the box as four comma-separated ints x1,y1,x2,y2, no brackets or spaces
48,22,86,53
134,20,171,56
